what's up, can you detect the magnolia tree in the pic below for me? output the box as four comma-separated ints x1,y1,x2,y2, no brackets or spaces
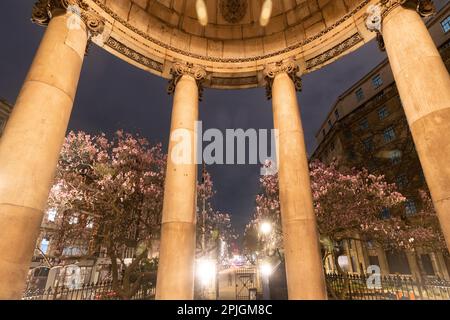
47,131,166,299
246,160,447,272
197,166,237,263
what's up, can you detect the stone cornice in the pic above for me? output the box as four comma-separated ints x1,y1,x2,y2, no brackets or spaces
32,0,105,37
91,0,372,64
263,59,302,100
365,0,436,50
167,62,207,101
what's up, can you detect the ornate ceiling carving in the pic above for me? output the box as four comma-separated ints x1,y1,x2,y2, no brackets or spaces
219,0,248,24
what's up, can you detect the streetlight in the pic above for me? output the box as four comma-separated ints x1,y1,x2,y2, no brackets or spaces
196,258,216,286
259,221,272,235
259,261,273,300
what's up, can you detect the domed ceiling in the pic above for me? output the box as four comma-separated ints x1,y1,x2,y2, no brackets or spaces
84,0,378,88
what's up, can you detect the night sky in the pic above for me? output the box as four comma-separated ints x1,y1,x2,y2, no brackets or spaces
1,1,445,234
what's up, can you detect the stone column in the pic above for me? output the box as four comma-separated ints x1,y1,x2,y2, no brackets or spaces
0,1,103,299
265,60,327,300
366,1,450,251
155,62,205,300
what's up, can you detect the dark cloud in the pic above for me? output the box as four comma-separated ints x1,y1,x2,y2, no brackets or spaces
2,0,445,236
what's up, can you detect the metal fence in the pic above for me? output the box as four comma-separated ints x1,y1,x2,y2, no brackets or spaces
22,281,156,300
326,272,450,300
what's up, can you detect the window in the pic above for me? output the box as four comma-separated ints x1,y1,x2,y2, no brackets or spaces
328,119,332,128
405,200,417,216
69,215,79,225
381,208,391,219
363,137,374,151
359,118,369,130
374,92,385,102
378,106,389,120
390,150,402,164
396,174,408,189
40,238,49,254
355,88,364,101
334,109,340,119
441,15,450,33
421,254,435,275
383,126,396,142
372,74,383,88
369,255,380,267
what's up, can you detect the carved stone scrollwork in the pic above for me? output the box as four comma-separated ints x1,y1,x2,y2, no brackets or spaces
167,62,207,101
365,0,435,51
219,0,248,24
31,0,104,37
263,59,302,100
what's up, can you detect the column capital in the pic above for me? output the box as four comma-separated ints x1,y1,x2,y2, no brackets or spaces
365,0,435,50
32,0,105,37
167,61,207,101
263,59,302,100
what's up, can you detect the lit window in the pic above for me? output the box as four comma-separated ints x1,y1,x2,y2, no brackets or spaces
381,208,391,219
40,238,49,254
47,208,57,222
334,109,340,119
378,106,389,120
396,174,408,189
390,150,402,164
372,74,383,88
405,200,417,216
355,88,364,101
441,16,450,33
359,118,369,130
69,215,79,225
383,126,396,142
363,137,374,151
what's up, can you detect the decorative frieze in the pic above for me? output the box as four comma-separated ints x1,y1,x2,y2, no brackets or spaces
365,0,435,50
264,59,302,100
306,33,363,70
31,0,105,37
167,62,207,101
106,38,163,72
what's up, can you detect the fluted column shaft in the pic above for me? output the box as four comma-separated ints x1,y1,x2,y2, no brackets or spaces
156,70,201,300
0,11,88,299
382,5,450,251
268,63,327,299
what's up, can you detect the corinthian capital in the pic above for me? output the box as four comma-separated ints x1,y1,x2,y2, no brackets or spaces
167,62,207,100
263,59,302,100
31,0,105,37
365,1,435,51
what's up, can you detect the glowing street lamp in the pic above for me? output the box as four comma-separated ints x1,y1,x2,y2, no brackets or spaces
196,258,216,286
259,261,273,277
259,221,272,235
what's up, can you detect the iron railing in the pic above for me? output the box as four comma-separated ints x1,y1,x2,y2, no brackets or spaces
22,280,156,300
326,272,450,300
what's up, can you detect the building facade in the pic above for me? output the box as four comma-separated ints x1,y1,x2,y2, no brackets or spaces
313,3,450,280
0,99,12,137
